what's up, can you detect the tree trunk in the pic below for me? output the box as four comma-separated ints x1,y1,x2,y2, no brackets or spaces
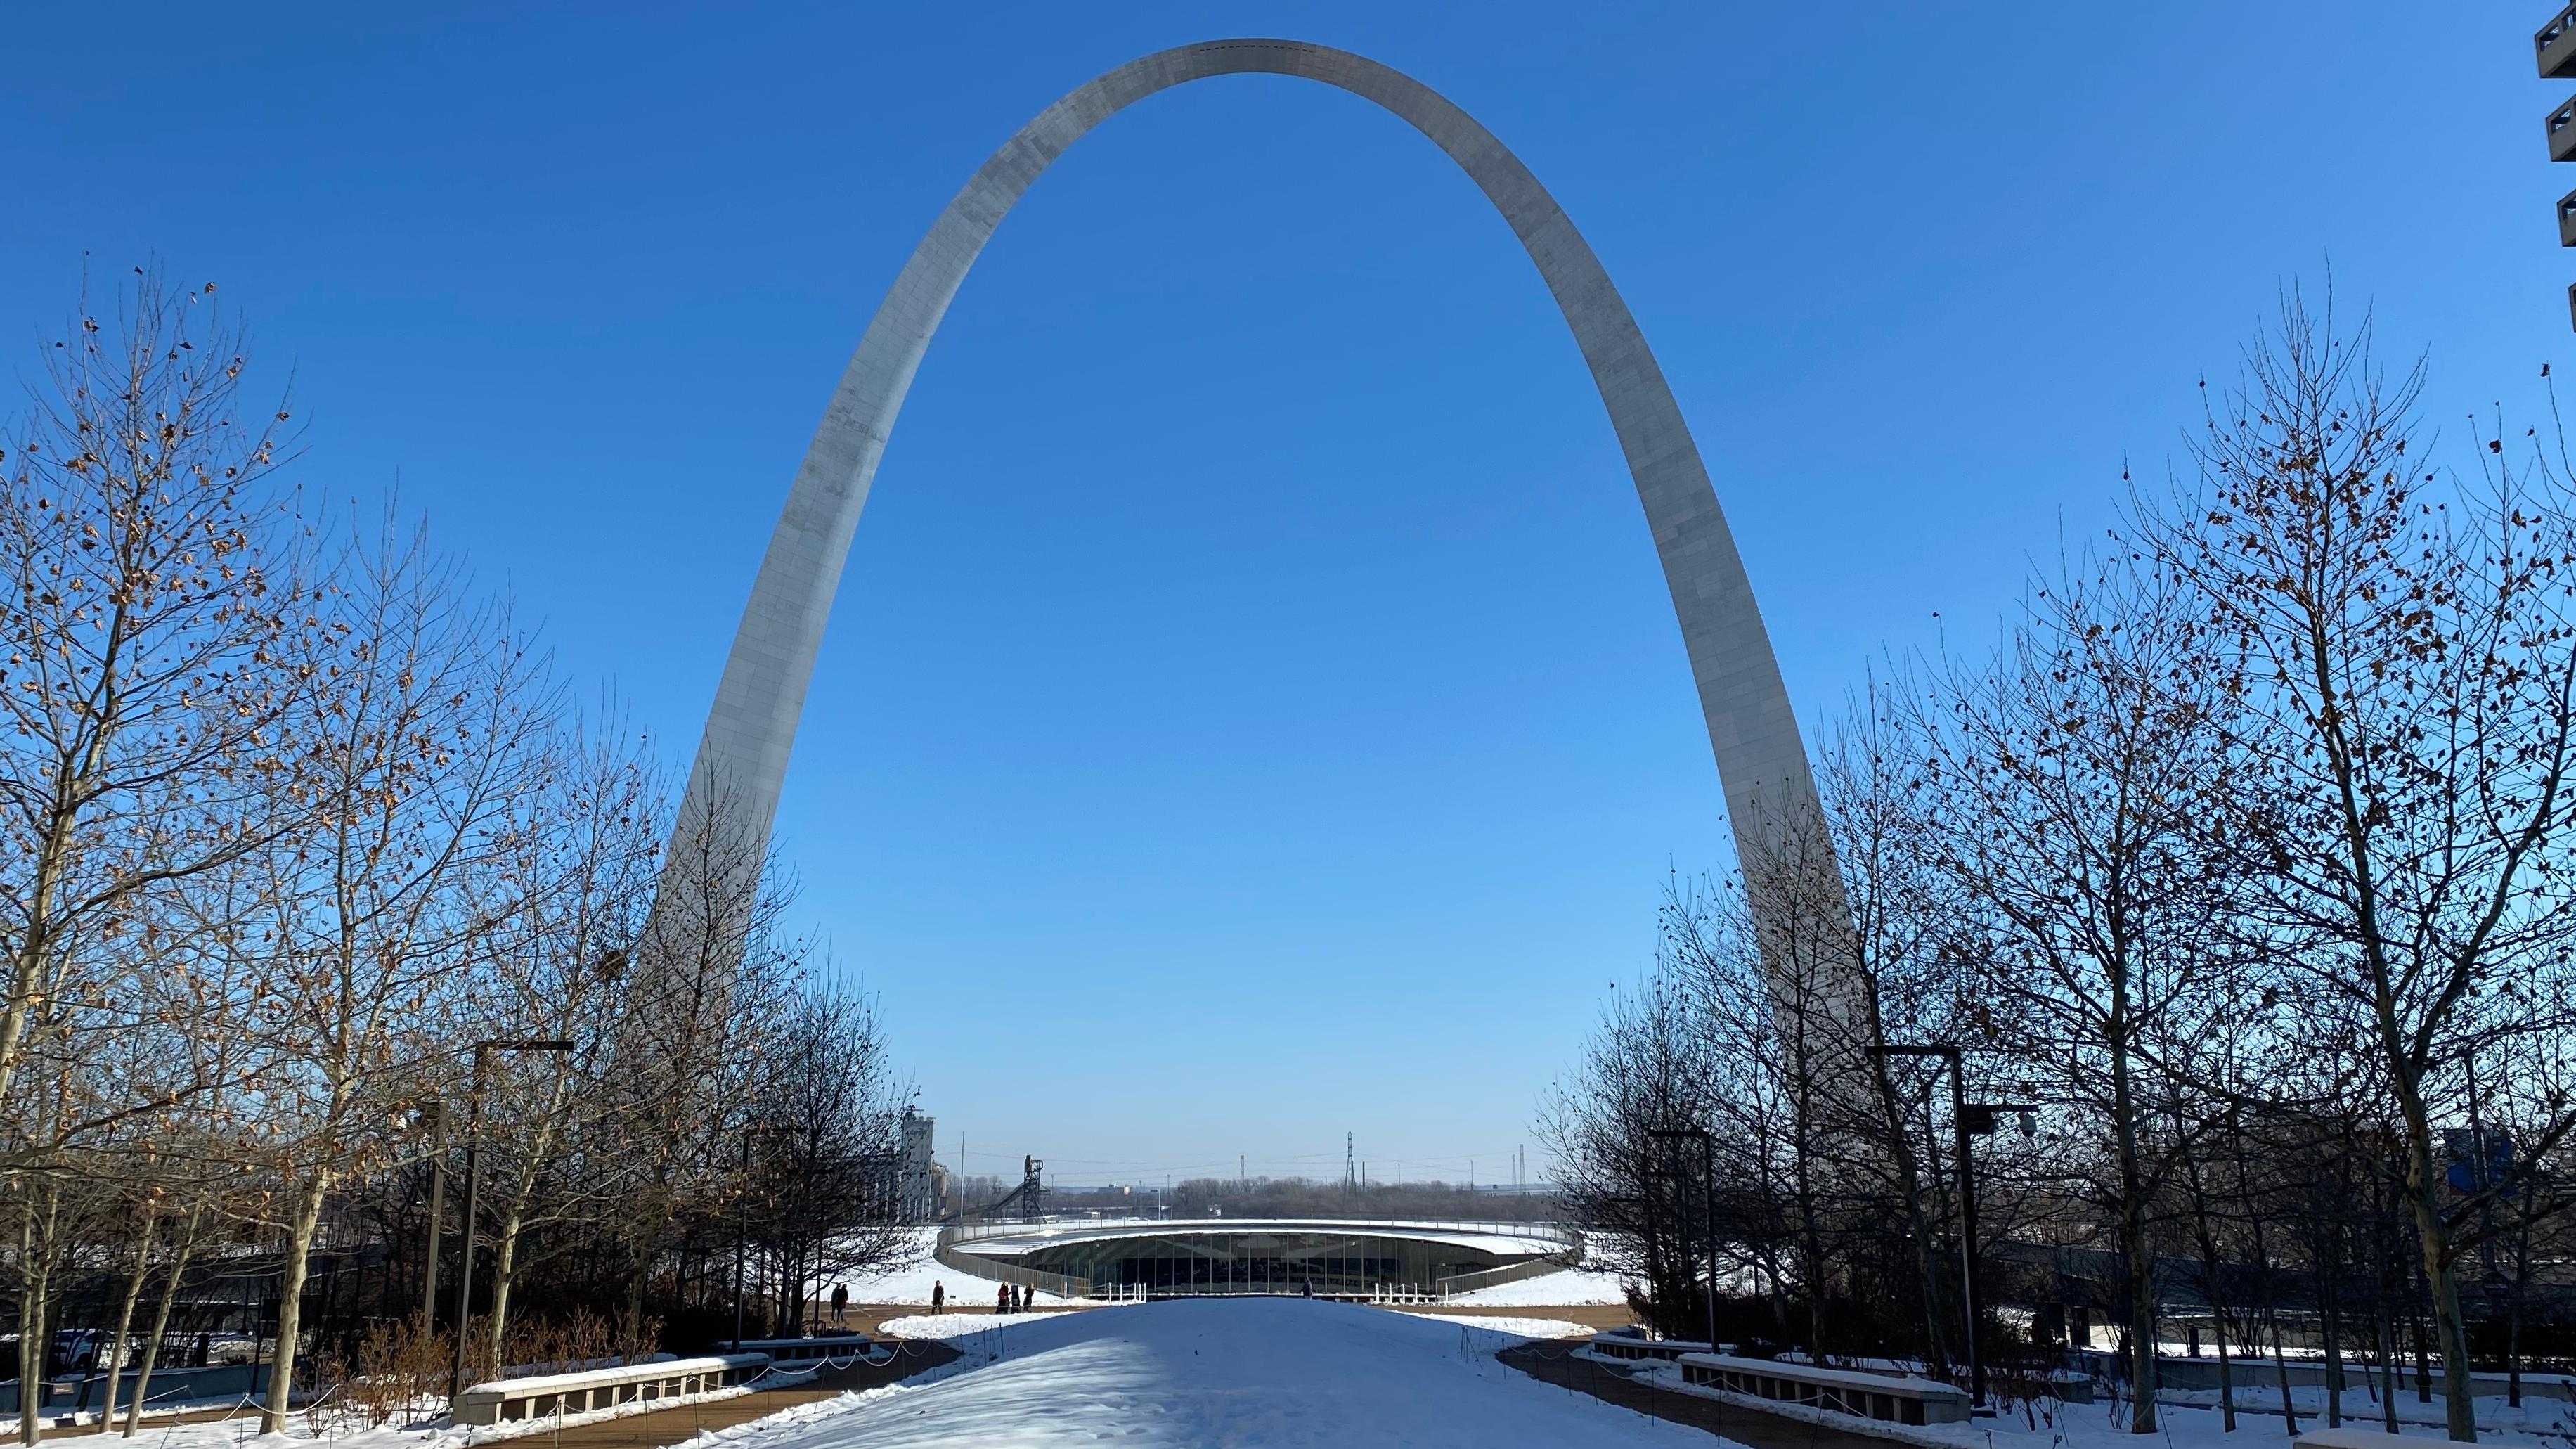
2397,1105,2478,1438
2106,972,2156,1433
16,1202,41,1446
2121,1225,2158,1434
96,1213,157,1425
18,1183,63,1448
2266,1303,2299,1437
123,1207,202,1437
485,1208,526,1376
263,1177,329,1434
14,1280,42,1449
1866,1009,1950,1374
2378,1299,2402,1434
2211,1306,2237,1433
2323,1284,2344,1428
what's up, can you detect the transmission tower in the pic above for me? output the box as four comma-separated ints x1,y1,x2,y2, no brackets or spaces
1342,1132,1357,1195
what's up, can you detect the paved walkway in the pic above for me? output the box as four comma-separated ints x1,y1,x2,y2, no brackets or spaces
1496,1341,1899,1449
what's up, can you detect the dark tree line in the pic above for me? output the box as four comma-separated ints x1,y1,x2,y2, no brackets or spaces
1543,294,2576,1442
0,273,918,1443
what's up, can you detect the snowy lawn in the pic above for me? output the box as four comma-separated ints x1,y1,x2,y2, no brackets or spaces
1443,1268,1629,1307
832,1230,1078,1308
1395,1313,1591,1339
694,1297,1726,1448
1617,1353,2576,1449
875,1310,1087,1340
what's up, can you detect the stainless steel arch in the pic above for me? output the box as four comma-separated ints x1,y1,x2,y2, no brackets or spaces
673,37,1854,971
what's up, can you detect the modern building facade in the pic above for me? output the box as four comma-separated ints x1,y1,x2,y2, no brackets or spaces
943,1218,1573,1298
897,1108,937,1223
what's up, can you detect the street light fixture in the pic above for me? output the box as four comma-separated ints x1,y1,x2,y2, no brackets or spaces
448,1037,574,1404
1647,1127,1719,1351
1877,1043,2031,1413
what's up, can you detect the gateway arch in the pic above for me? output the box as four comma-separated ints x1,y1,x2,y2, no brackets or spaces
671,38,1859,998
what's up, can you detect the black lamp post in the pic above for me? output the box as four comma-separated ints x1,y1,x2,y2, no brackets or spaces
448,1037,573,1403
1877,1043,2031,1412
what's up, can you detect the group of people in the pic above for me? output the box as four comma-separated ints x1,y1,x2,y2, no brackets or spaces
993,1282,1037,1313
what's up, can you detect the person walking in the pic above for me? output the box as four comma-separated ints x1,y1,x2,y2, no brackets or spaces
931,1281,945,1312
996,1284,1010,1315
829,1283,849,1325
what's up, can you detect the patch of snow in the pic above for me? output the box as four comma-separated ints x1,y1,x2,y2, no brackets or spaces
1444,1268,1630,1306
1617,1354,2576,1449
679,1297,1721,1448
1397,1313,1591,1339
827,1228,1077,1306
874,1310,1085,1340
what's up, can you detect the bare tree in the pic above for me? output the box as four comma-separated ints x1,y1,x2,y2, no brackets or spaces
1904,549,2239,1429
243,511,555,1431
0,270,308,1135
2140,295,2576,1439
467,709,661,1370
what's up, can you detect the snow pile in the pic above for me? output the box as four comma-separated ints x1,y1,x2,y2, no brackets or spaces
680,1297,1717,1448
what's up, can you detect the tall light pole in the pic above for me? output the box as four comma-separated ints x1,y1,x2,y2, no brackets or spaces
1878,1043,2024,1412
448,1038,572,1404
1648,1128,1718,1351
419,1104,446,1339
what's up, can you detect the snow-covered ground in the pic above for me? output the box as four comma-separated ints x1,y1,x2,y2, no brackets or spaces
675,1297,1718,1448
1614,1351,2576,1449
876,1310,1087,1340
831,1229,1080,1307
1397,1313,1591,1339
1444,1267,1629,1306
2153,1382,2576,1440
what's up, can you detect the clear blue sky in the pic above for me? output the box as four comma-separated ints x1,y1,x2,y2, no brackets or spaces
4,2,2561,1188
